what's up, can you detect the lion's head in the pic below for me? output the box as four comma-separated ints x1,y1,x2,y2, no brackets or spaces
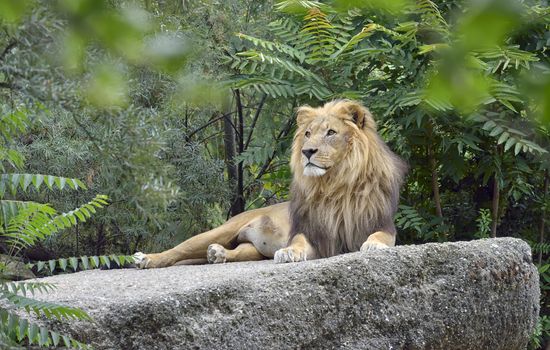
289,99,407,258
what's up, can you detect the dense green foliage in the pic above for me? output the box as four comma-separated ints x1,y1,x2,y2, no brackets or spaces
0,108,104,347
0,0,549,348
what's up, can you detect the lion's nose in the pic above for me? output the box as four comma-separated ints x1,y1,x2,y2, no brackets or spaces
302,148,318,160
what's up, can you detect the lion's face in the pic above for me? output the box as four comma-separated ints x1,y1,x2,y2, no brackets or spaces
291,100,377,178
299,116,350,177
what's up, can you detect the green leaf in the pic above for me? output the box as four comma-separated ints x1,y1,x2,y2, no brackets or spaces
48,259,56,273
81,256,89,270
100,255,110,269
51,330,60,346
70,257,79,271
29,323,39,344
18,318,28,342
37,261,45,272
59,258,68,271
91,256,100,268
39,327,49,346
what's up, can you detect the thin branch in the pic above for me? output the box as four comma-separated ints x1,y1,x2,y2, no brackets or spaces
254,109,295,181
0,40,17,62
234,89,244,153
244,93,267,150
185,112,235,141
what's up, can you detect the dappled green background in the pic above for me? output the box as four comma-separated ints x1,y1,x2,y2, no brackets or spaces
1,0,549,347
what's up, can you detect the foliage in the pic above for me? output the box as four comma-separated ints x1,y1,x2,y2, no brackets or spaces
27,254,135,276
475,208,492,239
0,108,103,347
0,0,549,347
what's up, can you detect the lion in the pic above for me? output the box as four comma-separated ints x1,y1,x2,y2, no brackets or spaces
134,99,407,268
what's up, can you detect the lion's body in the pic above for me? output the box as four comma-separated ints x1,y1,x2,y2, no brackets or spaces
134,100,406,268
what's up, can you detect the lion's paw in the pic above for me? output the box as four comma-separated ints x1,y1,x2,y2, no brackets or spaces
360,241,389,252
207,244,227,264
133,252,151,269
274,247,306,264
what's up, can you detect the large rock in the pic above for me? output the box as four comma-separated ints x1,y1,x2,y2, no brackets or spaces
29,238,538,349
0,254,36,280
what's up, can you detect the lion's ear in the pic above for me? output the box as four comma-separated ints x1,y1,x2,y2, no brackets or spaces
345,101,377,131
296,105,316,126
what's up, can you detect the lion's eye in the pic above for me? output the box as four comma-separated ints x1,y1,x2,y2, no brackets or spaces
327,129,336,136
305,131,311,138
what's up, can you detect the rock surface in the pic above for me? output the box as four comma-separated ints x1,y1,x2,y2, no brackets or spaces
0,254,36,280
29,238,538,350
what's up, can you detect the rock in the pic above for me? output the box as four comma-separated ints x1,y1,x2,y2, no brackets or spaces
27,238,538,349
0,254,36,280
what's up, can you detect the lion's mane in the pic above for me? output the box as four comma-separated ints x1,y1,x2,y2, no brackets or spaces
288,100,407,258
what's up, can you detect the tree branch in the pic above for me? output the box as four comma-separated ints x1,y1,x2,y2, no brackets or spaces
0,40,17,62
254,109,295,181
244,93,267,150
185,112,236,142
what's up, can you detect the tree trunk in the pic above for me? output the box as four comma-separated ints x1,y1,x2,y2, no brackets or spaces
221,93,242,217
538,169,549,264
490,176,500,238
96,222,105,256
233,89,245,216
427,121,443,218
490,146,502,238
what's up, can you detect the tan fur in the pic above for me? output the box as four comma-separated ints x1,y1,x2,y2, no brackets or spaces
288,100,406,258
134,100,406,268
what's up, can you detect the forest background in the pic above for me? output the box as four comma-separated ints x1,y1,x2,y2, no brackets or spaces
0,0,549,348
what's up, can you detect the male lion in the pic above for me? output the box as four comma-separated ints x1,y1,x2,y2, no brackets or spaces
134,99,407,268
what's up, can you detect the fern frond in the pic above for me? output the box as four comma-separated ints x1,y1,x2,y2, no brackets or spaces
0,173,87,198
411,0,449,37
0,148,25,173
476,45,539,73
1,281,57,297
331,25,377,59
477,115,548,155
0,109,29,145
531,242,550,255
395,89,453,112
275,0,329,14
1,289,91,321
268,18,302,47
236,50,328,85
295,80,332,100
236,33,306,63
28,254,136,274
229,76,297,98
3,195,109,253
0,309,90,349
395,204,427,234
299,7,337,62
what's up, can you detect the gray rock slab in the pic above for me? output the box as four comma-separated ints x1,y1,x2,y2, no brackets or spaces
27,238,539,349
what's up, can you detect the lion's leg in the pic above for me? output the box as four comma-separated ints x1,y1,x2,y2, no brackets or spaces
134,213,260,269
360,230,396,251
207,243,265,264
274,233,316,263
134,203,290,269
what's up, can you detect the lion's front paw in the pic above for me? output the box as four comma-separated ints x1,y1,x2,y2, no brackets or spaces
360,241,389,252
133,252,151,269
207,244,227,264
274,247,307,264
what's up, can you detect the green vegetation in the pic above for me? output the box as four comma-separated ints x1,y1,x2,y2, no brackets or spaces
0,0,549,348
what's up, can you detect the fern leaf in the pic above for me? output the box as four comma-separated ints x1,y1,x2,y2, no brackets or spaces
1,289,91,321
0,309,90,349
0,173,87,198
0,109,29,145
236,33,306,63
28,254,136,275
2,195,109,254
